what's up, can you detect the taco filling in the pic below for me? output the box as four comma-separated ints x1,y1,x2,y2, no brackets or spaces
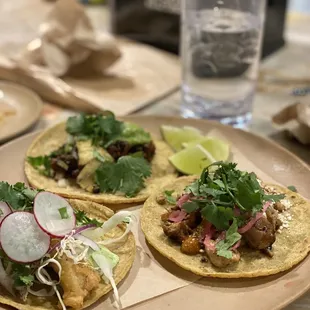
160,162,287,268
0,182,134,309
27,113,155,197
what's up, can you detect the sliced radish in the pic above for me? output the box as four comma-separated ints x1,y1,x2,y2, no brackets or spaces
0,202,12,224
0,212,50,263
34,192,76,238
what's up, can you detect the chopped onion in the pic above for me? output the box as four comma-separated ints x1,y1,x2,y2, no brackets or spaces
0,259,14,296
238,201,271,234
36,258,66,310
98,216,134,246
82,211,134,244
177,194,190,208
27,286,55,297
168,210,187,223
57,179,69,188
74,234,100,251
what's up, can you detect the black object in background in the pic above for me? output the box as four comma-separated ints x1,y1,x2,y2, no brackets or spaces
110,0,287,59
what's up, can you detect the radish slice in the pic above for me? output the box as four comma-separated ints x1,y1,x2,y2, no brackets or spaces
0,212,50,263
0,202,12,224
34,192,76,237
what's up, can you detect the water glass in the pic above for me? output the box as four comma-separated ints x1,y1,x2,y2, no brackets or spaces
180,0,266,127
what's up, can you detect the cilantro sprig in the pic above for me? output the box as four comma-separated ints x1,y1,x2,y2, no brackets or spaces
183,162,285,230
216,219,241,259
75,210,103,227
164,190,177,205
28,142,76,177
0,182,40,211
95,155,151,197
66,113,123,147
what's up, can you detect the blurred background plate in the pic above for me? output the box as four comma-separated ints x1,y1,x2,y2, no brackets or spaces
0,82,42,143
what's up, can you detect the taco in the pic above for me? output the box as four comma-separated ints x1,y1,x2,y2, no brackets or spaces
141,162,310,278
25,113,176,205
0,182,135,309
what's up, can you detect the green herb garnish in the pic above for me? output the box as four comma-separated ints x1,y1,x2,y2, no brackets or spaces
287,185,297,192
216,219,241,259
58,207,69,219
0,182,41,211
75,210,103,227
66,113,123,147
95,156,151,197
164,190,177,205
28,142,76,177
27,156,53,177
106,122,151,146
184,162,285,231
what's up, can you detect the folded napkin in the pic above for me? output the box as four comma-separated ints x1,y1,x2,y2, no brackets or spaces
272,98,310,145
17,0,121,77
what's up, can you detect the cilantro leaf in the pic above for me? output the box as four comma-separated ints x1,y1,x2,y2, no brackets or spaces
164,190,177,205
216,219,241,259
95,156,151,197
235,172,262,212
184,179,200,196
11,263,34,287
182,201,199,213
75,210,102,227
18,275,34,286
264,193,285,202
66,113,123,147
201,204,234,230
0,182,40,211
27,156,53,177
287,185,297,192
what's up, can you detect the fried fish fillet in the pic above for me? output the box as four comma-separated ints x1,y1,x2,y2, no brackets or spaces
55,255,101,309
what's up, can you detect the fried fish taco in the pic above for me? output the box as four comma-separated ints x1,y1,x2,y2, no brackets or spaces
141,162,310,278
25,113,176,204
0,182,135,310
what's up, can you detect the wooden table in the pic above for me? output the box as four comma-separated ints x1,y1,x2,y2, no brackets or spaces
1,1,310,309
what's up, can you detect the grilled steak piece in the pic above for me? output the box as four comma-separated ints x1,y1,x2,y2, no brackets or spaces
162,221,193,243
106,141,131,160
161,210,202,243
243,216,276,250
51,145,79,179
107,140,156,162
205,240,241,267
273,201,285,212
266,206,279,231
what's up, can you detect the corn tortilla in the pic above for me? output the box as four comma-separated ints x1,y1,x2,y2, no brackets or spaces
141,176,310,278
24,122,176,205
0,199,136,310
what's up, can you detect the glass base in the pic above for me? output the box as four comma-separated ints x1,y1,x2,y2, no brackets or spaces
180,91,253,129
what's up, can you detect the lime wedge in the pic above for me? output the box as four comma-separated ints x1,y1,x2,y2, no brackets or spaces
169,144,216,175
161,125,203,151
182,137,230,162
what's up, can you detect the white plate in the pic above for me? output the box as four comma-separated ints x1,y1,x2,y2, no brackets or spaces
0,81,42,143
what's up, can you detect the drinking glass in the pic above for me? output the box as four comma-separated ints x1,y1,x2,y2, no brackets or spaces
180,0,266,127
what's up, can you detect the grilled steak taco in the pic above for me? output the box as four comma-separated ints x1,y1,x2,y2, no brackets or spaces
0,182,135,309
25,113,176,204
141,162,310,278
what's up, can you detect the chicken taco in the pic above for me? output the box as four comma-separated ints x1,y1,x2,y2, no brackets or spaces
141,162,310,278
0,182,135,310
25,112,176,205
